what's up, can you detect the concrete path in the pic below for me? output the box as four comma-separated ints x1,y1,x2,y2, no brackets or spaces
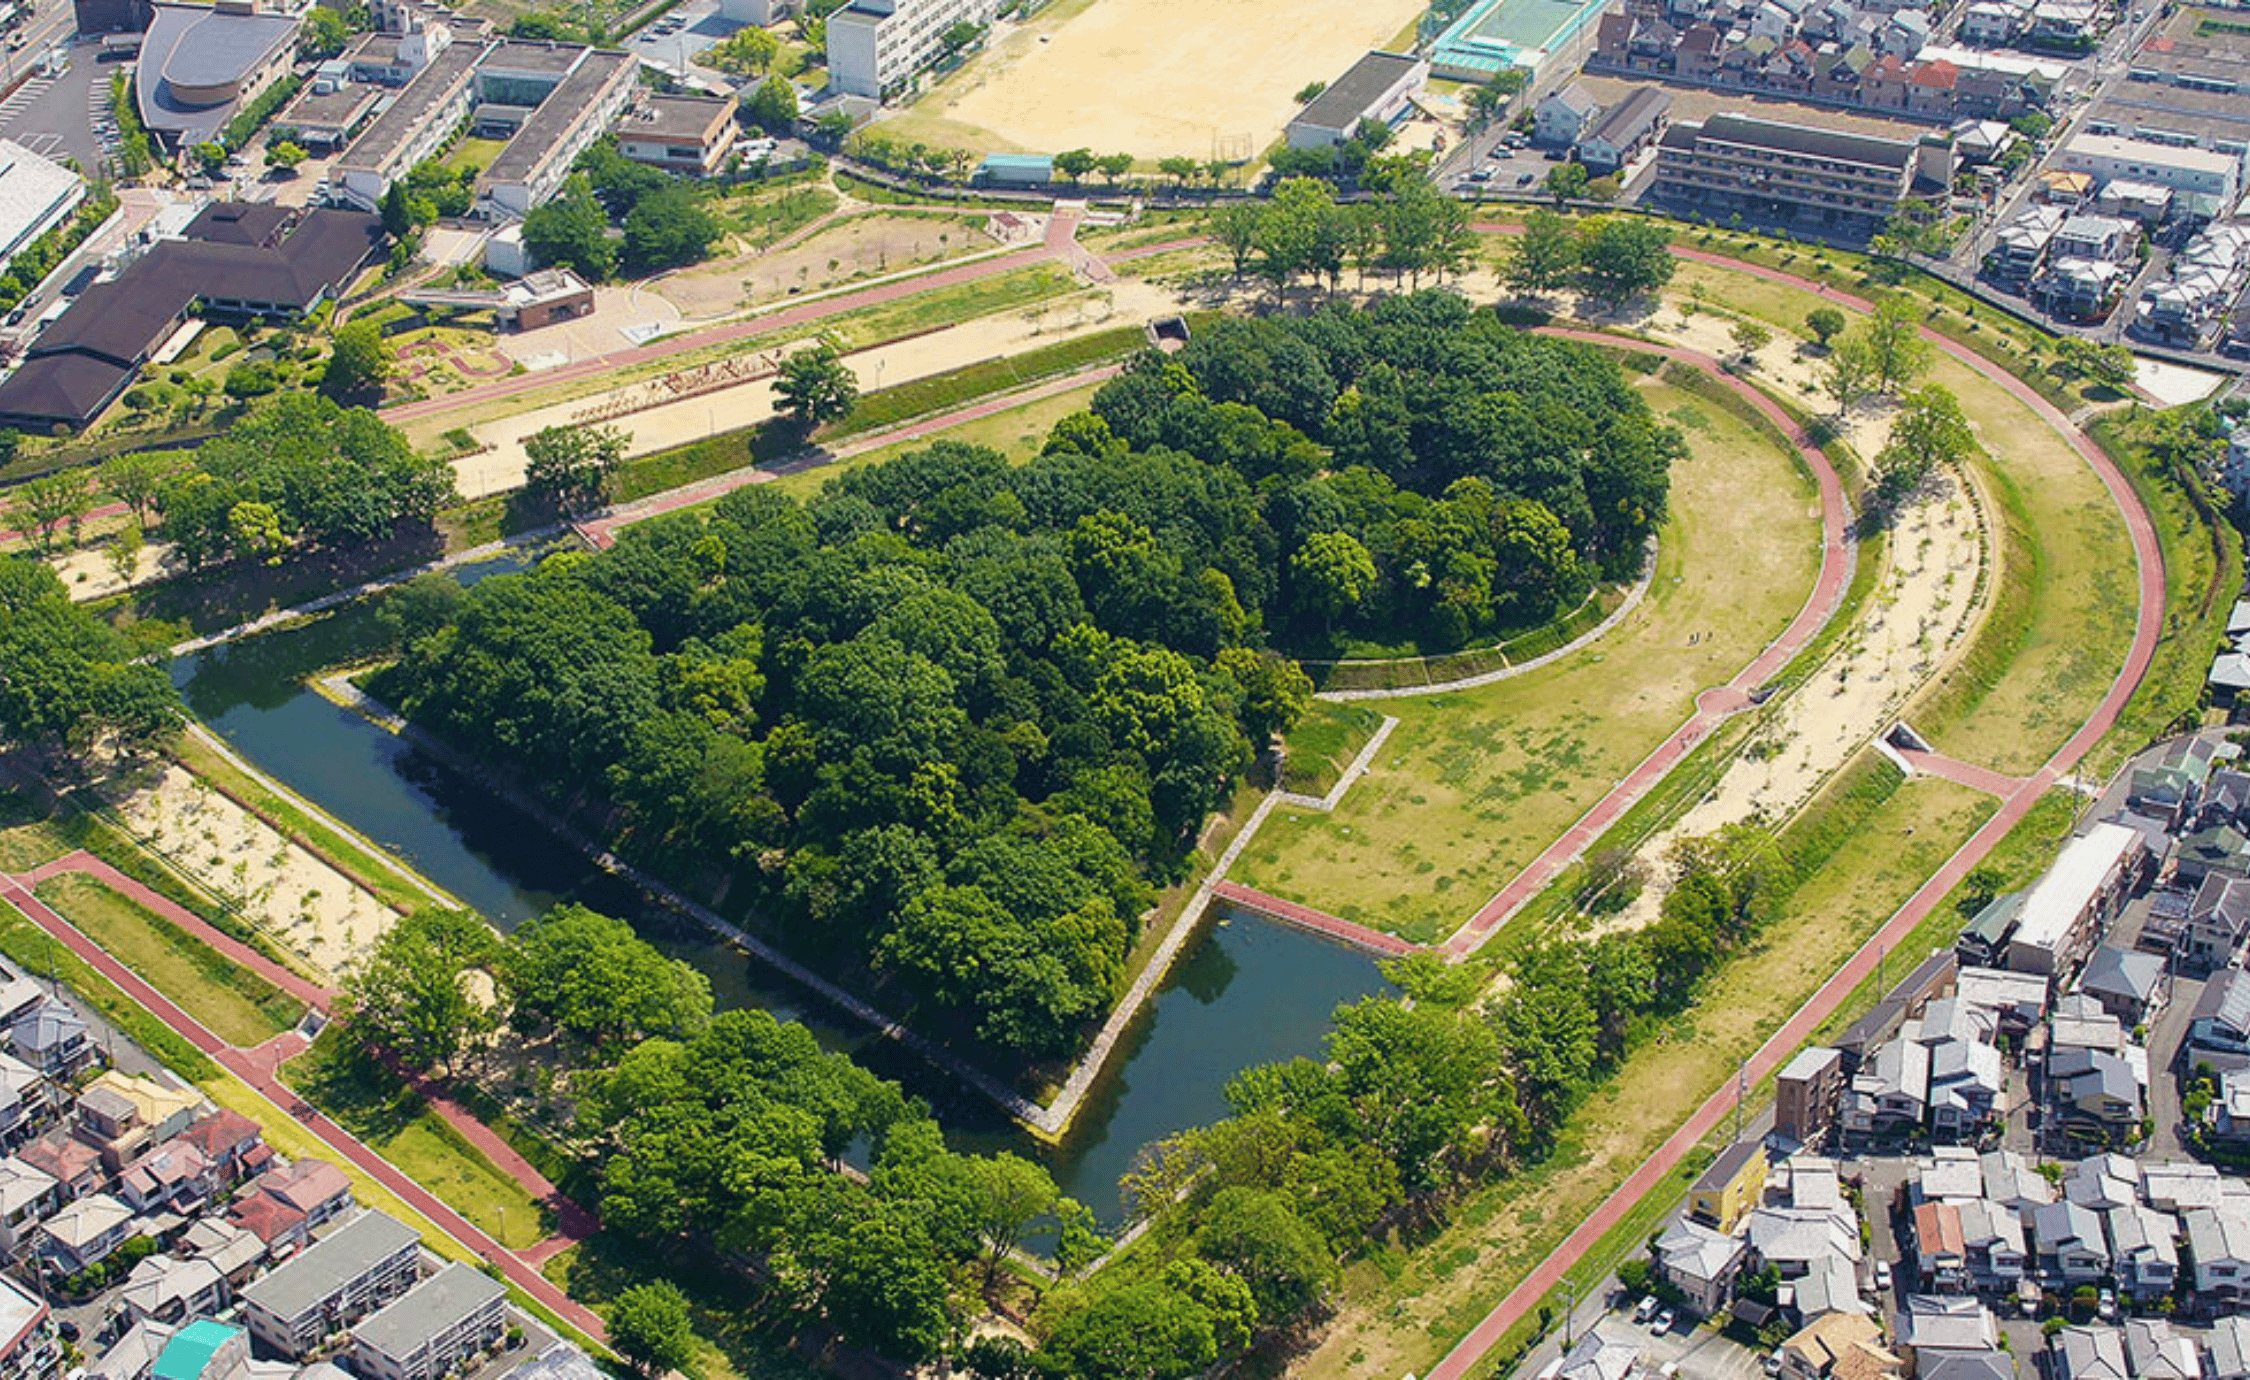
1421,247,2165,1380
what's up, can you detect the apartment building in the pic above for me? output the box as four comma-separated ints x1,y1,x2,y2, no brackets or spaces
826,0,999,99
348,1263,507,1380
1775,1045,1845,1145
331,34,486,213
1650,113,1925,233
239,1210,420,1358
614,93,737,177
474,45,638,219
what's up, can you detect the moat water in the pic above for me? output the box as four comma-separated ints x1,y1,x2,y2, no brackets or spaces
169,555,1389,1221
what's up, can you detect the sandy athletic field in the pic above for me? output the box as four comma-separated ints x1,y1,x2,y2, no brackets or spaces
886,0,1430,161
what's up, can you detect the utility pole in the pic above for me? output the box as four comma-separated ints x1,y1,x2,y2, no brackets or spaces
1562,1276,1581,1350
1733,1057,1749,1144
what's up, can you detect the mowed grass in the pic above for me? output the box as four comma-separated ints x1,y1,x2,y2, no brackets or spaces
285,1034,554,1251
1301,766,1994,1380
33,873,303,1048
1228,378,1825,943
771,382,1104,500
1280,701,1387,797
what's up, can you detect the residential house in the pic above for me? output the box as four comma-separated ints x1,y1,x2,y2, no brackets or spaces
1979,1151,2054,1218
1847,1037,1930,1139
0,1274,56,1380
2051,994,2127,1057
2190,970,2250,1058
1691,1140,1769,1233
2032,1200,2109,1283
2051,213,2141,263
2207,1068,2250,1146
2064,1154,2140,1212
2048,1047,2140,1142
86,1073,204,1145
1928,1039,2005,1138
115,1140,213,1217
1578,87,1672,173
1537,82,1604,147
1558,1331,1642,1380
1896,1295,1998,1360
2127,1320,2203,1380
2177,824,2250,888
2076,945,2167,1027
252,1159,353,1229
9,1005,91,1082
2055,1328,2132,1380
179,1217,265,1287
1956,968,2050,1038
1915,1201,1971,1292
2104,1200,2180,1300
37,1192,134,1274
1985,204,2067,282
239,1210,421,1358
228,1191,309,1256
2183,872,2250,973
174,1111,267,1190
0,1056,49,1152
2129,739,2230,824
17,1131,99,1202
1957,1197,2028,1290
1781,1313,1903,1380
0,1159,56,1256
2142,1163,2225,1215
1654,1218,1748,1315
2185,1205,2250,1299
2033,254,2133,323
1914,1146,1986,1204
2204,1316,2250,1380
1777,1047,1847,1147
117,1254,223,1326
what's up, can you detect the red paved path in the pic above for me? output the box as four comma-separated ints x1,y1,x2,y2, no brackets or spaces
0,868,608,1340
1895,748,2032,798
1210,881,1419,957
1422,254,2165,1380
1443,329,1854,958
1,853,605,1320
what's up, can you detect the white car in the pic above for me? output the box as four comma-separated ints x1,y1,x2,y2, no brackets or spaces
1653,1310,1676,1334
1874,1261,1891,1290
1633,1296,1659,1323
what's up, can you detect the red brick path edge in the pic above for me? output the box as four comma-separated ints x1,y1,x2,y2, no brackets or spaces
1209,881,1419,957
1421,242,2164,1380
0,858,607,1341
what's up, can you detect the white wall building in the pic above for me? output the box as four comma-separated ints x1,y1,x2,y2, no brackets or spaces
825,0,998,100
0,141,84,281
2055,133,2245,213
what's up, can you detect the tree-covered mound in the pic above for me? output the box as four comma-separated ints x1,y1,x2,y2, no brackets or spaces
381,292,1676,1058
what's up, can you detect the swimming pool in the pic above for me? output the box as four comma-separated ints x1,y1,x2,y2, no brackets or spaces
1432,0,1609,78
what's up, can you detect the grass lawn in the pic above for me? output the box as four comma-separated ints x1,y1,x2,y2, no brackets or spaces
438,137,508,178
0,789,71,873
769,380,1103,501
33,873,303,1048
1227,376,1825,943
284,1033,554,1251
1301,763,1994,1380
0,898,218,1080
1280,701,1387,797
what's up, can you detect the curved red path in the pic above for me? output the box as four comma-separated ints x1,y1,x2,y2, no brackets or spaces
0,857,607,1341
1422,251,2164,1380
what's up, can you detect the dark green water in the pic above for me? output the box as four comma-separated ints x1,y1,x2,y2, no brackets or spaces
170,564,1389,1219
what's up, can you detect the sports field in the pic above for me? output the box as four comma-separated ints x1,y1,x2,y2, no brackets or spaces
880,0,1430,161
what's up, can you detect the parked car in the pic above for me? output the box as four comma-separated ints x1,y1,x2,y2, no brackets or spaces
2099,1288,2117,1320
1634,1296,1659,1323
1517,171,1536,186
1874,1261,1892,1291
1652,1310,1675,1334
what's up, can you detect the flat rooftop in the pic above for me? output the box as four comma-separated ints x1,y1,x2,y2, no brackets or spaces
2010,821,2138,952
2062,130,2242,173
617,92,730,142
336,37,487,176
1294,50,1423,133
278,81,382,131
239,1211,417,1319
482,49,631,186
482,38,591,76
2088,83,2250,147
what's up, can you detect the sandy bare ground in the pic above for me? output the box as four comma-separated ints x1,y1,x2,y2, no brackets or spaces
883,0,1429,161
101,763,395,979
653,212,990,318
1583,303,1991,932
449,278,1183,498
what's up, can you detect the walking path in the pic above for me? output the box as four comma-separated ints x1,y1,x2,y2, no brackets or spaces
1209,882,1418,958
0,850,606,1321
1422,252,2165,1380
1442,328,1855,958
1894,747,2034,798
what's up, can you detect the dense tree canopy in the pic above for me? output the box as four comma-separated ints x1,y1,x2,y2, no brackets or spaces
0,559,181,756
383,293,1671,1055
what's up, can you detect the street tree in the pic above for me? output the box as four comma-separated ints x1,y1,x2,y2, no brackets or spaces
774,341,859,429
1159,155,1199,186
1544,160,1589,205
1095,152,1134,185
609,1281,697,1377
1053,147,1097,183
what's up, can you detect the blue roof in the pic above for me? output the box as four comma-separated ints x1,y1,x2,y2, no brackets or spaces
980,154,1053,172
154,1321,241,1380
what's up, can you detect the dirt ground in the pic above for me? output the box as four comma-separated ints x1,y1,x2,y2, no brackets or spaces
652,212,991,317
882,0,1429,161
446,278,1181,498
102,764,395,980
1601,305,1990,931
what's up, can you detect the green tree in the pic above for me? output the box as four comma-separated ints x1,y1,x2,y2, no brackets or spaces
939,18,984,53
706,23,779,73
300,5,352,56
337,909,500,1078
961,1151,1058,1282
104,523,143,586
742,75,799,133
1862,296,1932,394
321,320,391,401
1872,384,1976,512
1158,155,1199,186
1730,319,1772,366
1822,331,1876,414
623,185,720,274
0,558,181,756
504,903,713,1051
226,500,289,565
1209,201,1262,277
1574,216,1675,308
1037,1261,1257,1380
1095,151,1135,185
265,139,307,172
523,424,627,515
774,341,859,429
609,1281,697,1376
1053,147,1097,183
1804,306,1847,349
1505,208,1578,295
1291,530,1376,629
1194,1185,1337,1320
521,175,618,280
6,474,89,554
1545,160,1590,204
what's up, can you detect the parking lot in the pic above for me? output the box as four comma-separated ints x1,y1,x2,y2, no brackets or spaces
625,0,741,80
1451,131,1569,196
0,36,122,174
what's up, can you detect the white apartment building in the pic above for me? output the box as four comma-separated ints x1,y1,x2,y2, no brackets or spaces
826,0,998,100
2055,132,2245,212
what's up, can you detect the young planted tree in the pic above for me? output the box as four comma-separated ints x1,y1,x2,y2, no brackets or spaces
1729,319,1773,368
1804,306,1847,350
7,473,90,553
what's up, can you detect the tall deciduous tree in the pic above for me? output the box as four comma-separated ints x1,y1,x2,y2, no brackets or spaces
0,558,181,756
774,342,858,429
1505,208,1579,295
321,320,391,401
337,909,500,1078
609,1281,697,1376
1574,216,1675,308
523,424,627,515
